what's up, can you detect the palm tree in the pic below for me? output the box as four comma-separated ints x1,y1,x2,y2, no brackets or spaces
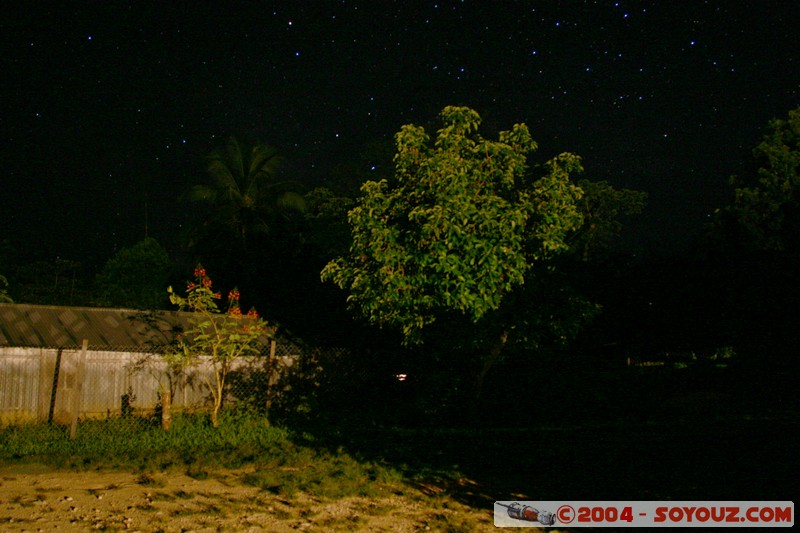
186,137,306,251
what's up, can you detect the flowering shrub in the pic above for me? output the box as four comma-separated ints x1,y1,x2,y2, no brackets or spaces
167,265,270,427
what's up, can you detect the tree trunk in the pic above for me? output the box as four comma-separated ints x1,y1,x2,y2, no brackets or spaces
264,339,277,426
475,330,509,401
211,380,223,428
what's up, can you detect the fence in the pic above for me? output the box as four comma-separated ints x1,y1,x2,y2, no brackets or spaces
0,338,322,427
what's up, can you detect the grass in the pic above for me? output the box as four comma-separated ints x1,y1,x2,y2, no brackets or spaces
1,386,797,508
242,447,404,499
0,410,411,502
0,410,293,471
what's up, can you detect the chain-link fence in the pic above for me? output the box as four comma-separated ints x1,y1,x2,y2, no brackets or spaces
0,337,350,434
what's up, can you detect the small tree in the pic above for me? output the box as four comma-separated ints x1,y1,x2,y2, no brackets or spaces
167,266,270,427
323,107,585,343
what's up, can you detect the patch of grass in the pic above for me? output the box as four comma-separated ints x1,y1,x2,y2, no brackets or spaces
185,467,209,480
247,451,403,500
421,509,483,533
317,512,368,529
151,491,176,502
0,412,293,471
136,473,165,487
353,499,399,516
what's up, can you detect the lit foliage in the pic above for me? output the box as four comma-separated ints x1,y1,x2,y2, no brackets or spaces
727,107,800,252
322,106,585,343
167,266,269,427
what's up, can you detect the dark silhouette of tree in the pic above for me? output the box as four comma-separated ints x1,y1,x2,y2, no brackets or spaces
0,274,11,303
94,237,173,309
184,137,306,295
705,107,800,371
716,107,800,253
186,137,306,253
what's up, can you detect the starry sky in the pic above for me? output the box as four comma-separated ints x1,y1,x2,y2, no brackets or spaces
2,1,798,266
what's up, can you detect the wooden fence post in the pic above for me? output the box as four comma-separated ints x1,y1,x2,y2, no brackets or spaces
69,339,88,440
47,348,63,424
161,390,171,431
265,339,277,421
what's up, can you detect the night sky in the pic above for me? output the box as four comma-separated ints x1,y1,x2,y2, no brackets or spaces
2,1,798,267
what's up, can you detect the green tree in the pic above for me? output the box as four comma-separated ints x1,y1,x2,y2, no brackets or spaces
0,274,11,303
167,266,271,427
186,137,306,252
94,237,173,309
322,106,588,398
721,107,800,252
573,179,648,261
302,187,355,262
8,258,90,306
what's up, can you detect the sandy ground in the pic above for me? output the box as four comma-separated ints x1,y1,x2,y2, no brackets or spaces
0,464,516,532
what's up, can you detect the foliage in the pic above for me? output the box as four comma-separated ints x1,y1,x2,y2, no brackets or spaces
302,187,355,262
186,137,306,252
721,107,800,252
167,266,271,427
3,257,92,306
572,179,647,260
0,274,11,303
322,106,585,344
94,237,173,309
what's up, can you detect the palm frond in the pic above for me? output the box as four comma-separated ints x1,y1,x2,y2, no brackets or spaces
275,191,307,212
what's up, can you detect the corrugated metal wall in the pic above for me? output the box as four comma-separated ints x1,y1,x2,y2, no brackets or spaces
0,347,282,424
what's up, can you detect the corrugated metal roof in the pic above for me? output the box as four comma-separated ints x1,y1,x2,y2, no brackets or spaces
0,303,270,352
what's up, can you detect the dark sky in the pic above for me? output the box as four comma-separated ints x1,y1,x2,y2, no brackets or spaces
2,1,798,266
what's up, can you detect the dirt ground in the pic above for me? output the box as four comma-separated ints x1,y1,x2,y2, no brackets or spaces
0,464,523,532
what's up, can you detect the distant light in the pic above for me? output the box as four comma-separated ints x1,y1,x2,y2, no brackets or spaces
395,373,408,382
87,35,93,41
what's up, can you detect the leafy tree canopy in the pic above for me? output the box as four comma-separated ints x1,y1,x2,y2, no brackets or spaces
94,237,173,309
721,107,800,252
322,106,586,343
573,179,648,261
